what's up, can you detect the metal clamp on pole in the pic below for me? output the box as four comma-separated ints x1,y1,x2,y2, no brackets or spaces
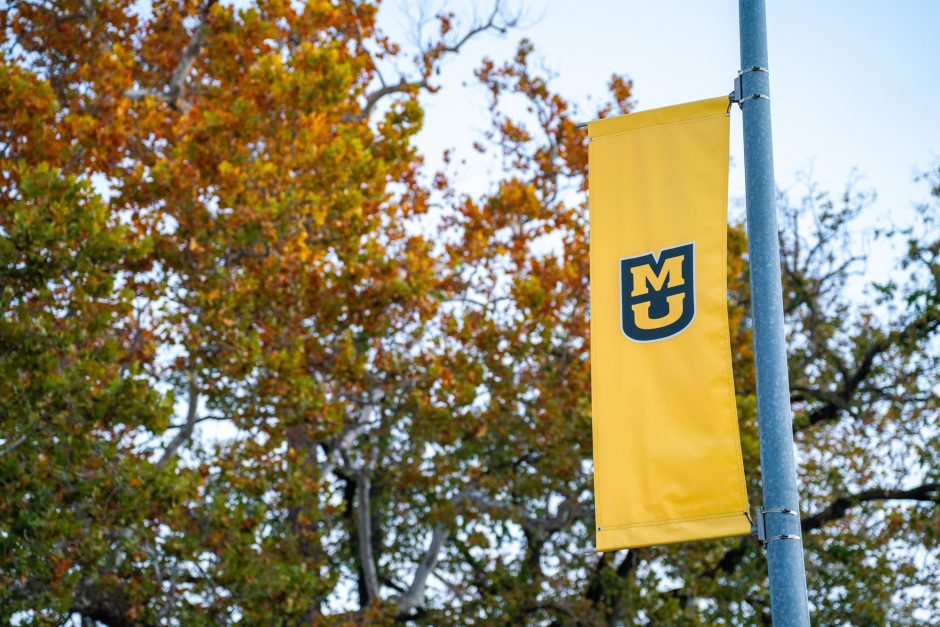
728,66,770,109
753,507,801,547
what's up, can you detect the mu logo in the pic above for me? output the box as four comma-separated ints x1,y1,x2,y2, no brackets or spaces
620,242,695,342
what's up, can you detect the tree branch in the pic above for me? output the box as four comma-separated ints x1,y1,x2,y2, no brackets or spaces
395,522,449,616
700,483,938,590
802,482,939,532
351,2,519,122
796,314,940,431
462,488,590,541
70,578,146,627
166,0,215,105
157,373,198,467
356,471,381,606
394,482,577,616
0,433,28,456
700,537,754,580
353,78,427,123
125,0,217,108
432,3,514,55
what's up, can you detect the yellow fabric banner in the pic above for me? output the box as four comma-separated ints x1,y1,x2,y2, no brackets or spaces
588,97,751,551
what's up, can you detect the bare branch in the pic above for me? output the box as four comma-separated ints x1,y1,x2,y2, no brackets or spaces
320,420,372,479
0,434,28,456
158,373,198,467
789,385,851,412
356,471,381,605
321,389,384,478
352,78,427,122
796,311,940,431
432,3,514,56
167,1,216,105
395,522,449,615
463,489,590,541
352,2,519,122
124,0,217,108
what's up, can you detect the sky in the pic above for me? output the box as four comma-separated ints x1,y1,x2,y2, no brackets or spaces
378,0,940,274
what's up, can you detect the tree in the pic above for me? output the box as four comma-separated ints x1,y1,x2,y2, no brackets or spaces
1,1,937,624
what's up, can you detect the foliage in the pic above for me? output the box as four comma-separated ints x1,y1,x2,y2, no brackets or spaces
1,1,937,624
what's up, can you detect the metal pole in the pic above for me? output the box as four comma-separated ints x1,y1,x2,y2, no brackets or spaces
737,0,811,624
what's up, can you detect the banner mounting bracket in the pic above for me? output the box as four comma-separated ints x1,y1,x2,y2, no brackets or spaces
752,506,801,547
729,66,770,110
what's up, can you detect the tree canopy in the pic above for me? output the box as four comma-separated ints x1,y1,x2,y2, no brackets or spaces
1,1,938,624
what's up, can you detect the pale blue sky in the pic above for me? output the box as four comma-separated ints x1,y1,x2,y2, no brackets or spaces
380,1,940,268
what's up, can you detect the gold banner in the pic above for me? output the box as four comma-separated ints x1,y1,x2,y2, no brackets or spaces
588,97,750,551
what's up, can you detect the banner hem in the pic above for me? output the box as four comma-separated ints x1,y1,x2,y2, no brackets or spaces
595,511,752,552
588,96,729,140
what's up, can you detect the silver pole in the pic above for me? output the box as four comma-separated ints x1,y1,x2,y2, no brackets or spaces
737,0,811,623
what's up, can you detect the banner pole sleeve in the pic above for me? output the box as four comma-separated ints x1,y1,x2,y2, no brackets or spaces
738,1,811,624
